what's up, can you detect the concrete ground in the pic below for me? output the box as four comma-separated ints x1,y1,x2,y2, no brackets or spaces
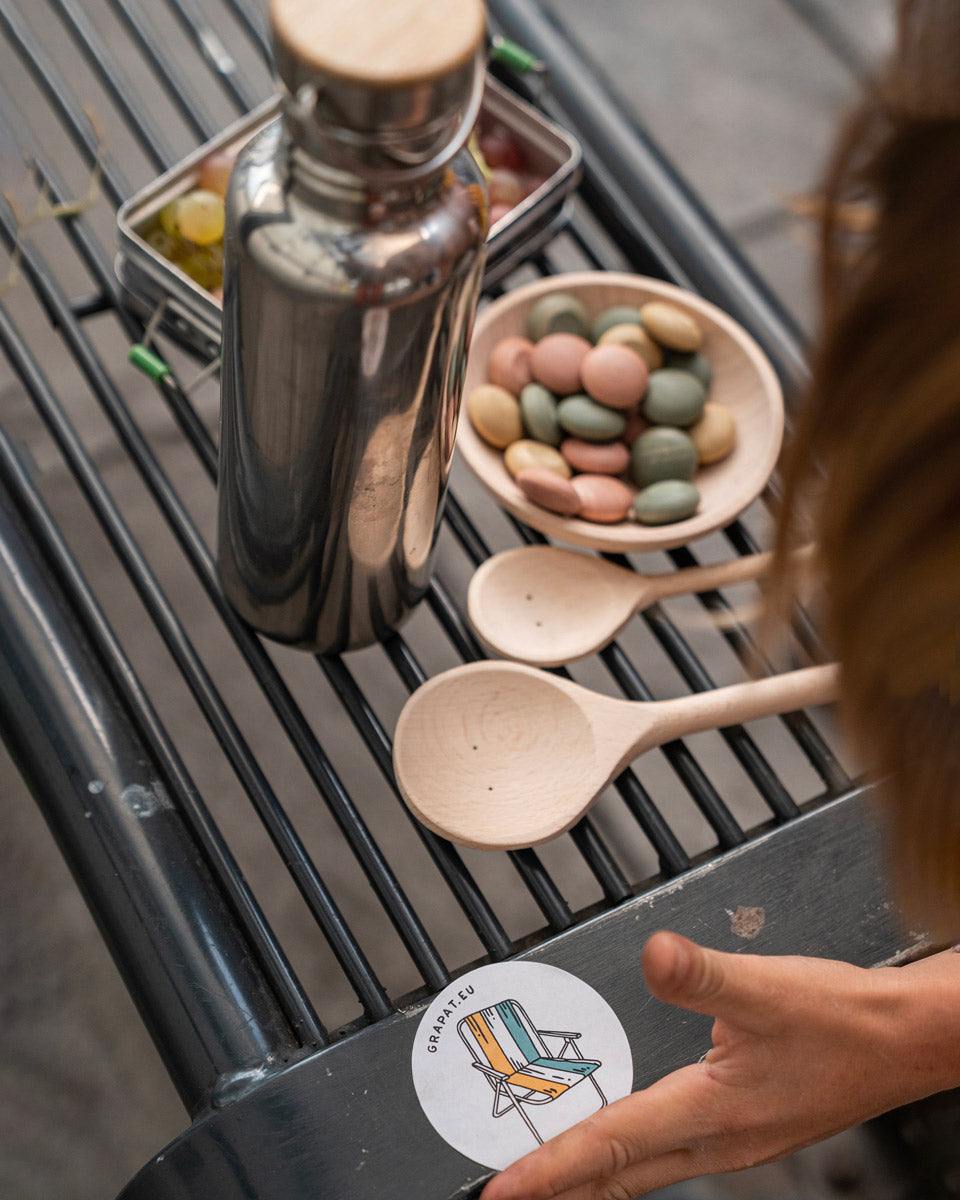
0,2,919,1199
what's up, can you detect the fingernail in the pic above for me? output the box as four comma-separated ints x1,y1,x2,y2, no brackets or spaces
669,935,692,985
482,1175,508,1200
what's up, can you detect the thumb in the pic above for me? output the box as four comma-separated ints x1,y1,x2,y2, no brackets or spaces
642,931,775,1024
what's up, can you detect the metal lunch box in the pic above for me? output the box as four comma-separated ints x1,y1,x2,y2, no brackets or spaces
115,75,582,360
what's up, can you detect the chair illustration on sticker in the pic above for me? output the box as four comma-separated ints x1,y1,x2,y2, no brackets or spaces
458,999,607,1146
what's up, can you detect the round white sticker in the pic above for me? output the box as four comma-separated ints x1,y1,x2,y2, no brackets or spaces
411,961,634,1170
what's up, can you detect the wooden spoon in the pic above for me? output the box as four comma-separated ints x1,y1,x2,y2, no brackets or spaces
393,659,838,850
468,545,809,666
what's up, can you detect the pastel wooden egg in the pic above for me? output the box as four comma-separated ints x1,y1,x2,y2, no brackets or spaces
530,333,591,395
590,304,643,342
630,427,698,487
580,343,648,410
557,394,627,442
560,437,631,475
504,439,571,479
667,348,713,390
488,335,534,395
467,383,523,448
689,401,737,464
642,369,706,427
633,479,701,525
526,292,590,341
519,382,562,446
598,323,664,371
516,467,581,516
640,301,703,352
570,474,634,523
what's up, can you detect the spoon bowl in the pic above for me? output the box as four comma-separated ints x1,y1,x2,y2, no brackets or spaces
393,659,838,849
392,663,609,847
468,544,789,666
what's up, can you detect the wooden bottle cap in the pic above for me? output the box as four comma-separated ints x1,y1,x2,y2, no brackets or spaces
269,0,486,89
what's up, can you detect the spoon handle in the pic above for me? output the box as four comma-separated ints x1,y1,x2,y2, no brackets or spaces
632,662,839,754
639,544,815,605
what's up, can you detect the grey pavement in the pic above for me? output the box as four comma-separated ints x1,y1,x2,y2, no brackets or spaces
0,3,913,1199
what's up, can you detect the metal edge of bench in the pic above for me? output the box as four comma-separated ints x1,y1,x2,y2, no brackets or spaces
0,474,304,1117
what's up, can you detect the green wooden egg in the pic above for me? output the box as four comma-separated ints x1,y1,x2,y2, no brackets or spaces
556,393,627,442
630,427,698,487
633,479,701,525
520,382,562,446
642,369,706,427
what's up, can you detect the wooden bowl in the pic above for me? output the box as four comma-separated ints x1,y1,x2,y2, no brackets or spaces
458,272,785,552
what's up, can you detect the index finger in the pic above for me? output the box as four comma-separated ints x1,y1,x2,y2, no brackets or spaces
480,1063,712,1200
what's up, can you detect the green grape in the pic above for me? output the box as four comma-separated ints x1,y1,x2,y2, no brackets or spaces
178,243,223,290
158,200,181,238
176,188,225,246
145,223,179,260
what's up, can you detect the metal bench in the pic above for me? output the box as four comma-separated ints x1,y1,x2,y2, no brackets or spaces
0,1,922,1196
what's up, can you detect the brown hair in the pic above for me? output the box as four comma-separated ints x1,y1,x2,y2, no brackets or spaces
771,0,960,933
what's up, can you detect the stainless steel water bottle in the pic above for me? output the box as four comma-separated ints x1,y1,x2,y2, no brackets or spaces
217,0,488,653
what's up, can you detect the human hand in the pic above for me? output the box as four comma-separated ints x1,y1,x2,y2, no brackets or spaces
481,931,959,1200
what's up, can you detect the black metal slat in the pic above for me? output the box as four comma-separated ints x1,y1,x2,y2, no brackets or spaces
425,574,488,664
599,642,747,850
563,206,632,272
443,490,495,567
507,847,575,932
0,324,326,1053
610,769,691,877
49,0,178,173
105,0,222,143
0,2,131,207
162,0,262,114
219,0,272,66
68,291,112,319
665,542,851,796
723,518,833,667
317,655,516,960
567,820,632,904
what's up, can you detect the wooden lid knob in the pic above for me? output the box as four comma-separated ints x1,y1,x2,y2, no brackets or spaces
269,0,486,89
